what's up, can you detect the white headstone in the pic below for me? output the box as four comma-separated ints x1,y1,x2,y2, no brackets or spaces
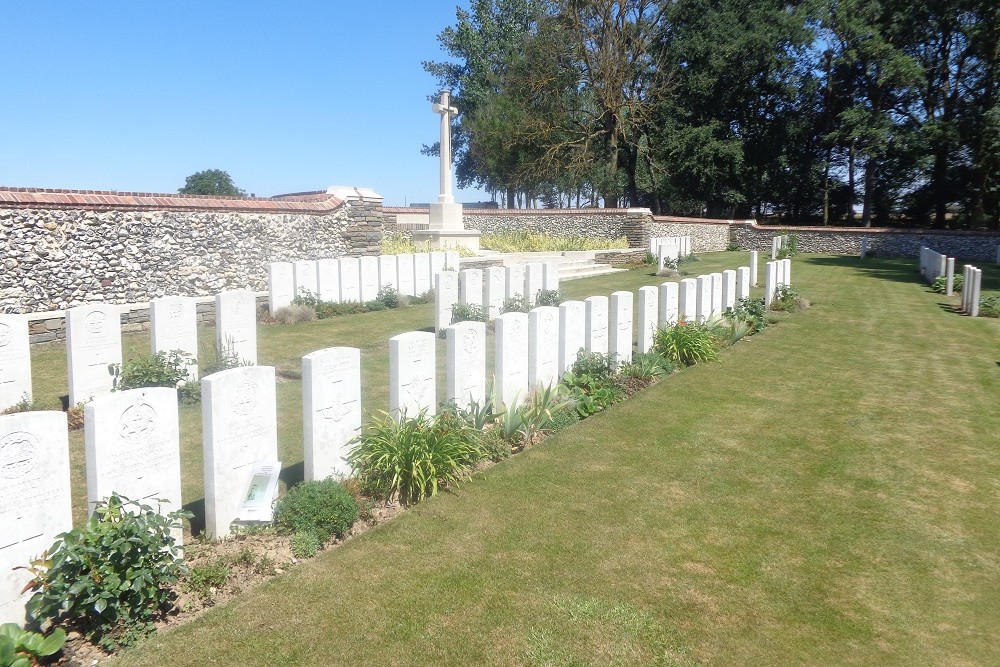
445,251,461,271
765,261,777,309
435,271,459,332
215,290,257,365
945,257,955,296
585,296,609,355
317,258,340,303
0,411,71,625
722,270,737,312
710,273,723,318
695,275,712,323
775,258,786,288
66,304,123,405
446,321,486,411
359,256,381,302
678,278,697,322
543,262,560,293
339,257,361,302
459,269,483,309
771,237,780,260
378,254,398,293
413,253,431,296
0,316,31,412
494,312,528,410
860,237,869,259
84,387,183,542
484,267,506,320
293,260,318,300
524,263,545,306
637,286,658,354
659,281,679,327
268,262,295,314
389,331,436,420
506,265,525,301
558,300,586,376
302,346,361,481
782,258,792,287
736,267,751,302
609,291,633,366
396,254,415,297
202,366,278,539
750,251,759,287
528,306,560,389
430,252,446,282
150,296,198,381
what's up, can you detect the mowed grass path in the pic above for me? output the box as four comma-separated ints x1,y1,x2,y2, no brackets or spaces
103,255,1000,666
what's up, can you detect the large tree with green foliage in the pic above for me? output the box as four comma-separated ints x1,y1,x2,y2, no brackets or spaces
178,169,246,197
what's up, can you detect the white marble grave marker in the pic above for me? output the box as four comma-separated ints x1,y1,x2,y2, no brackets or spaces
543,262,560,292
459,269,483,309
585,296,609,355
0,316,31,412
750,251,759,287
484,267,506,320
722,270,737,312
445,251,460,272
436,271,459,332
782,258,792,287
317,258,340,303
558,300,585,376
413,253,431,296
430,252,446,282
339,257,361,302
495,312,528,410
609,291,633,365
695,275,712,323
525,263,545,306
446,321,486,411
658,281,679,327
268,262,295,314
84,387,183,542
396,254,415,297
359,256,380,302
637,286,657,354
378,254,398,293
528,306,560,389
303,347,361,481
0,412,71,625
710,273,723,318
736,267,751,301
506,265,525,301
67,304,123,405
678,279,697,322
765,261,777,309
202,366,278,538
150,296,198,381
389,332,436,420
216,290,257,365
293,260,318,299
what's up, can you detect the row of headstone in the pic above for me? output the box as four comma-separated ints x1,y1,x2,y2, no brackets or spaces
961,265,983,317
764,259,793,309
651,236,691,268
269,251,461,313
918,246,951,285
771,235,790,260
435,263,560,331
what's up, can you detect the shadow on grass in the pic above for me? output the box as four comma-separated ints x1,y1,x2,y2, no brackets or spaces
803,254,926,285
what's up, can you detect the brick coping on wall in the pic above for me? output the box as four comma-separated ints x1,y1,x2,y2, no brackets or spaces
383,206,636,215
740,220,1000,237
0,187,346,214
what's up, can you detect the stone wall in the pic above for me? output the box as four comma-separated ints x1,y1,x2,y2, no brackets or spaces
459,209,634,241
651,217,740,252
0,188,385,314
731,222,1000,262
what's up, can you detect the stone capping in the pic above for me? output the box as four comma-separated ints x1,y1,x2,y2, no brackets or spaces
739,220,1000,237
0,187,346,214
652,215,750,225
383,206,636,215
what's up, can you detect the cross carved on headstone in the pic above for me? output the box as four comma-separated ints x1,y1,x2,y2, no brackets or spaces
433,90,459,203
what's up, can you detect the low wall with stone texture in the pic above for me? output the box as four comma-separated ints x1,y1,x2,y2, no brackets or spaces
0,188,385,315
651,217,744,252
731,222,1000,262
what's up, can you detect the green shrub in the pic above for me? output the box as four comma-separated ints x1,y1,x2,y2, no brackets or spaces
22,494,190,650
0,393,40,416
185,559,230,599
273,479,359,542
619,352,674,380
571,351,617,382
727,297,766,333
202,337,245,376
726,242,740,251
451,302,487,323
375,285,400,309
273,303,317,324
561,371,622,417
111,350,193,391
315,301,369,318
980,295,1000,318
501,295,529,313
290,531,322,559
776,234,799,258
364,300,388,312
0,624,66,667
381,230,421,255
770,285,809,312
535,289,562,307
931,274,963,294
347,410,484,505
653,321,719,366
177,380,202,406
643,251,657,265
678,253,699,263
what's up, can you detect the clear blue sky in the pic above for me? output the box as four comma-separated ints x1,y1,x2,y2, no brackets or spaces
1,1,489,206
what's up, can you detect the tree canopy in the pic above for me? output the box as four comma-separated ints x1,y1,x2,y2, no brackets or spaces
178,169,246,197
425,0,1000,228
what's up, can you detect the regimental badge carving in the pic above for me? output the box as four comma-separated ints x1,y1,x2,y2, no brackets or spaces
318,385,352,422
405,377,429,405
85,310,107,334
463,328,479,355
119,401,157,444
232,294,248,316
510,317,523,337
169,302,184,320
0,431,38,480
230,380,260,416
0,323,11,348
542,312,555,336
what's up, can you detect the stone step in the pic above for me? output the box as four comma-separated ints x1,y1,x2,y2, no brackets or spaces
559,264,625,280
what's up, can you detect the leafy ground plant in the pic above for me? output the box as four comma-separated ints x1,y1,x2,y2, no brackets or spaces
111,350,194,391
451,302,487,323
21,494,190,650
273,479,359,543
727,296,767,333
770,285,809,312
0,623,66,667
980,295,1000,317
347,409,485,505
931,274,964,294
653,321,720,366
501,295,529,313
535,289,562,307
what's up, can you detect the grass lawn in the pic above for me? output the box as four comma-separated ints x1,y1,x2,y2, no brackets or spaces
80,252,1000,666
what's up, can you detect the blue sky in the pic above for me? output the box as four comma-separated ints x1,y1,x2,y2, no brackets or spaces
1,1,488,206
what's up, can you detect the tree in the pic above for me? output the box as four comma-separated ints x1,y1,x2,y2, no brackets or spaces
178,169,246,197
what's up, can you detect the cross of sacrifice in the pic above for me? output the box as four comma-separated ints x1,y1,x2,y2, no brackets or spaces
433,90,459,203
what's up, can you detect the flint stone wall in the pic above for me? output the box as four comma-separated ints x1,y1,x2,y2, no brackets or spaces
651,217,739,252
1,194,384,315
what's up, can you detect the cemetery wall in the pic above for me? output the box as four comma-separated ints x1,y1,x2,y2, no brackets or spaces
650,217,736,251
0,188,384,315
731,221,1000,261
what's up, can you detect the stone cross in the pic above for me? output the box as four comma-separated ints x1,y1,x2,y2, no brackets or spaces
433,90,459,204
